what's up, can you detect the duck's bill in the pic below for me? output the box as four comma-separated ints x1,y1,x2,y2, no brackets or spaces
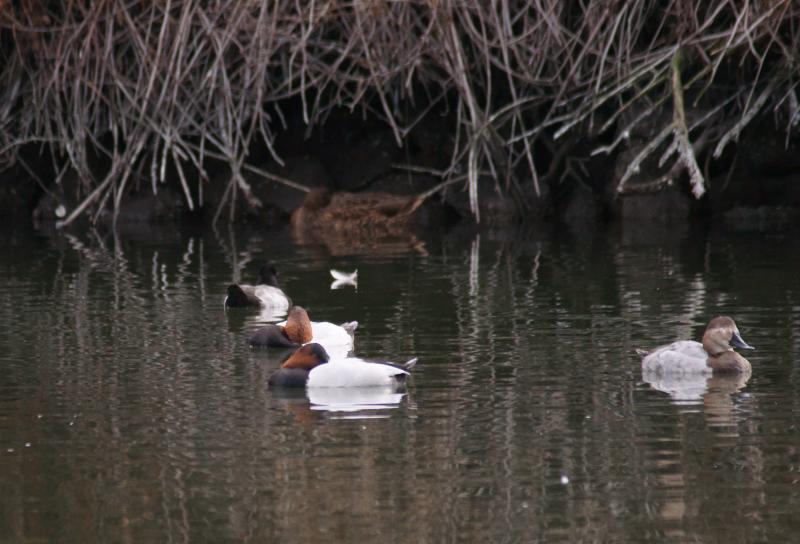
731,331,755,350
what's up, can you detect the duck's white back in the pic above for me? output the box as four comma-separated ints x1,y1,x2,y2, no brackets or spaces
641,340,710,375
307,359,407,388
253,285,290,310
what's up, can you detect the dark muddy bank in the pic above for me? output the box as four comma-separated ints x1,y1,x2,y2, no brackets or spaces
5,104,800,237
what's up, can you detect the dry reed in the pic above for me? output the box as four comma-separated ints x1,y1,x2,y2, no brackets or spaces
1,1,798,225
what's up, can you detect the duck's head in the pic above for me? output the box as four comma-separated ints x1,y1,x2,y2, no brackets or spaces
283,305,313,344
302,188,332,211
258,263,280,287
281,343,330,370
702,316,754,356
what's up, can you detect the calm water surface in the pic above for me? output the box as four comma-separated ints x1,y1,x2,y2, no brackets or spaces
1,223,799,543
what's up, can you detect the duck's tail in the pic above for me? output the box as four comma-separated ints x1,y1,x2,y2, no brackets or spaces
635,348,650,357
401,357,418,371
339,321,359,335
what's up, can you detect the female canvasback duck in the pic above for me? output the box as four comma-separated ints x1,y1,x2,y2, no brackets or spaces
267,343,417,388
224,263,291,311
291,188,426,236
639,316,754,375
250,306,357,356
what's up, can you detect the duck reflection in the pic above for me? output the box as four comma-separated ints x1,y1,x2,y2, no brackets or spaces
642,369,751,403
270,386,406,422
223,302,290,336
307,386,405,413
642,369,754,526
253,305,293,323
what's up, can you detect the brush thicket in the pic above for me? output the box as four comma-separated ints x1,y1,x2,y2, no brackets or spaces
1,1,797,225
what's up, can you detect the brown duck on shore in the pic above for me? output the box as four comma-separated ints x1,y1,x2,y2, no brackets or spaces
289,188,434,254
290,188,427,237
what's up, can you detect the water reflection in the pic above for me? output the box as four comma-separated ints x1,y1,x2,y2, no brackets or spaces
642,369,751,403
253,305,291,323
1,224,799,543
308,387,405,413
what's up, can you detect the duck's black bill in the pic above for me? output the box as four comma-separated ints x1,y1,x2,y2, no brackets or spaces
731,331,755,350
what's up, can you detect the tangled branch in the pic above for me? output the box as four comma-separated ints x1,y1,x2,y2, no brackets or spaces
0,1,798,224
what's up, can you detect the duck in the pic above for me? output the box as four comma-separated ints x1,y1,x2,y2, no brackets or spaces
267,343,417,388
289,188,434,255
248,306,313,348
250,306,357,356
224,263,291,311
639,316,754,375
291,188,426,237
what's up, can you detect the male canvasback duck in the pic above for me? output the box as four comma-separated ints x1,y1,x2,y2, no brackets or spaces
267,343,418,388
250,306,357,355
639,316,754,375
248,306,313,348
224,263,291,311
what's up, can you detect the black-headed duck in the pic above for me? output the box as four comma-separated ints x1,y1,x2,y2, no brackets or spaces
225,263,291,310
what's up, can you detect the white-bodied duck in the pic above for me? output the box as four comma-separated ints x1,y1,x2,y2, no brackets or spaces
639,316,754,375
224,263,291,311
250,306,357,356
268,343,417,388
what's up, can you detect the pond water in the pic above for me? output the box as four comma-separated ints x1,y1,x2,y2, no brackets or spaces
1,221,799,543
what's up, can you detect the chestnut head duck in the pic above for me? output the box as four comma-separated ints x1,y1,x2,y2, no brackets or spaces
225,263,291,311
276,308,356,356
639,316,754,375
249,306,313,348
268,343,417,388
250,306,357,356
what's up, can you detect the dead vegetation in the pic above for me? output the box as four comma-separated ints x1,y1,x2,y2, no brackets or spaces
1,1,798,225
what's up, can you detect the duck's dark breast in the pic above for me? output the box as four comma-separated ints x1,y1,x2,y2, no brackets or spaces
268,368,310,388
249,325,298,348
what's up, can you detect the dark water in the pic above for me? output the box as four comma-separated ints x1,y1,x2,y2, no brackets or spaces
1,222,799,543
